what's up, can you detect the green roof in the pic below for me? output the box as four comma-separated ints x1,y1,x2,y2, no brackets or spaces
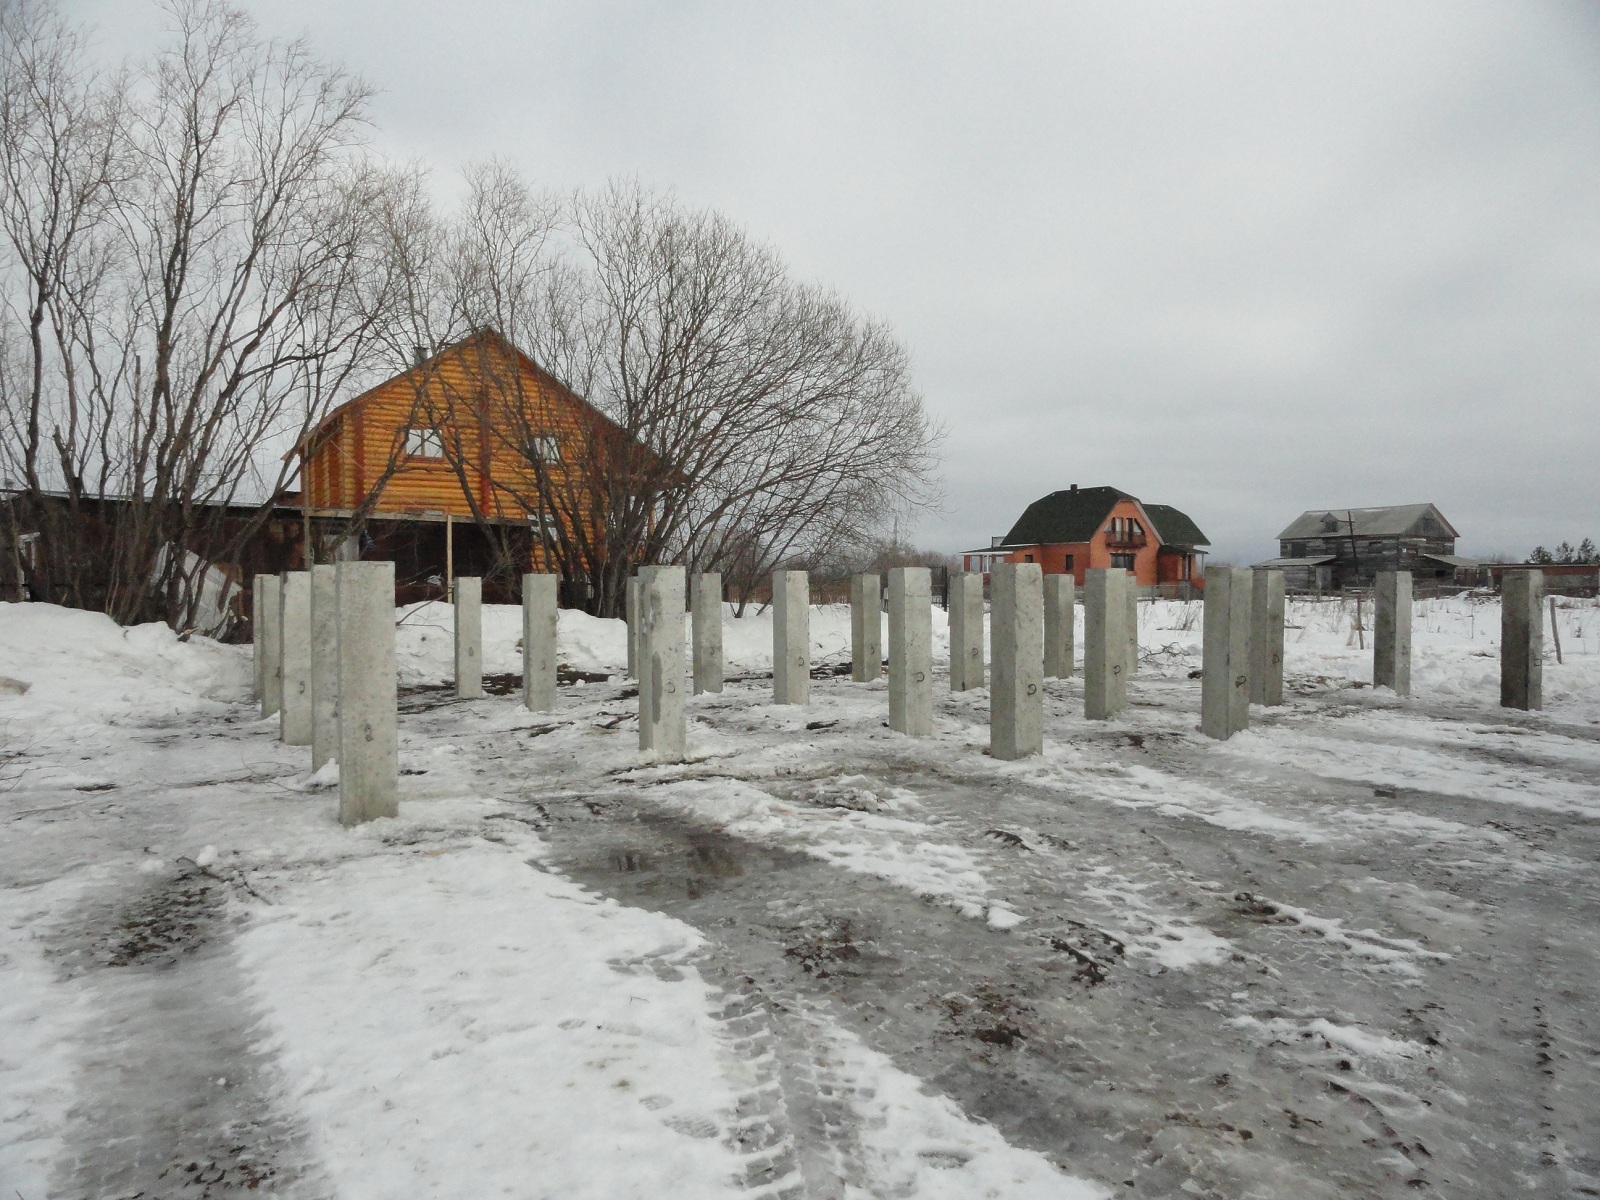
1001,486,1130,546
1000,487,1209,548
1143,503,1210,548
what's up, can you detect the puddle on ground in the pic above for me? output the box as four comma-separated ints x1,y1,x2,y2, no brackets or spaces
552,806,812,907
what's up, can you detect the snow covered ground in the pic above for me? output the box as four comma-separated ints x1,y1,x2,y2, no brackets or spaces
1,593,1597,1198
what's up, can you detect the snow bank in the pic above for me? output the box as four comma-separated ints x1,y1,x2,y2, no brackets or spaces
392,600,630,684
0,601,249,724
1135,594,1600,717
393,600,945,686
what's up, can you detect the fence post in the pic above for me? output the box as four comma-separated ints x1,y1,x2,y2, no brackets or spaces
522,573,558,712
692,572,724,695
888,567,933,735
310,564,339,770
1373,570,1413,696
773,570,810,705
1044,574,1074,679
948,571,985,691
1501,570,1543,710
990,562,1044,759
1083,568,1127,720
1249,569,1285,706
256,574,281,719
337,560,398,825
453,575,482,699
850,572,882,683
279,570,312,745
640,566,687,758
1201,566,1252,739
625,576,640,680
1126,581,1139,677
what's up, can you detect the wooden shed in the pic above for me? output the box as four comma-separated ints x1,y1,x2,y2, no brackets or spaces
1258,503,1474,590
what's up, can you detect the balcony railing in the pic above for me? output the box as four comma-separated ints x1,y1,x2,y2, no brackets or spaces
1104,532,1147,549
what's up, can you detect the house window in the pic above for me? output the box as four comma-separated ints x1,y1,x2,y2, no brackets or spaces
527,510,550,540
405,427,443,458
1024,553,1034,563
527,435,561,464
1111,553,1135,569
1064,554,1074,571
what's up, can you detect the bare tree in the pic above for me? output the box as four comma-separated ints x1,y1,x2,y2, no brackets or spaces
0,0,126,608
0,0,394,630
2,4,942,631
380,173,941,616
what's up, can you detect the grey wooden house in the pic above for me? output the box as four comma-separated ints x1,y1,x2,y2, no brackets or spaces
1255,503,1476,590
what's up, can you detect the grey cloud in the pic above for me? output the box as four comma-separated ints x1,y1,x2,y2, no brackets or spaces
80,0,1600,560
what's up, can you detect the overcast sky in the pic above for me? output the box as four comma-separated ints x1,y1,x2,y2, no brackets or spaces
79,0,1600,562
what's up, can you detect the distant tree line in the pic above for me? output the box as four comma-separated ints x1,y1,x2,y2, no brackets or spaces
0,0,942,628
1529,539,1598,565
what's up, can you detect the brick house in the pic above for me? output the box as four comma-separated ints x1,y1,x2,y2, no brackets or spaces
960,485,1209,589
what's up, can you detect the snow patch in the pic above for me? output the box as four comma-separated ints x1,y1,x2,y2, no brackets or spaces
1228,1014,1429,1062
645,778,1009,924
0,880,91,1196
239,841,750,1199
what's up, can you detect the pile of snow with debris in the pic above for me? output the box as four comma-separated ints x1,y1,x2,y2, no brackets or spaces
0,601,249,725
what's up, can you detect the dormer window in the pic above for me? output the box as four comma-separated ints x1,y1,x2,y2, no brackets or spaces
405,427,443,458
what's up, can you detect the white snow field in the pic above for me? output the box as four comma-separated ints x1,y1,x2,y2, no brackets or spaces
1,592,1596,1198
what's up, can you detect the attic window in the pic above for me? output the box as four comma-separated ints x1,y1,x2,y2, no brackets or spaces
405,427,443,459
527,435,561,464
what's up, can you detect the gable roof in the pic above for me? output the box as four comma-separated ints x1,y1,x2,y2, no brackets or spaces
293,328,618,458
1000,486,1211,549
1277,504,1458,542
1000,486,1133,547
1142,503,1210,548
